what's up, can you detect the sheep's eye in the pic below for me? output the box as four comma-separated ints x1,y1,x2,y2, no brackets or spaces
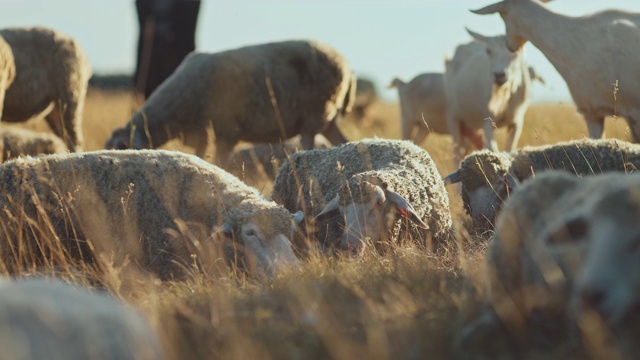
486,49,492,56
546,218,588,244
245,229,256,236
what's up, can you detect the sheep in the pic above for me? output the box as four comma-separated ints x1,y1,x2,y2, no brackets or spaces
0,126,66,162
464,171,640,353
443,138,640,231
444,29,532,164
461,171,599,351
272,139,452,255
227,134,332,185
0,278,164,360
0,27,91,152
0,150,302,279
105,40,355,167
0,35,15,119
353,77,378,121
472,0,640,142
570,174,640,355
388,73,448,146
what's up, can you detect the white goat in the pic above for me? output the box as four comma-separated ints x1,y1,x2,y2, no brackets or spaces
388,73,447,145
472,0,640,141
444,29,531,163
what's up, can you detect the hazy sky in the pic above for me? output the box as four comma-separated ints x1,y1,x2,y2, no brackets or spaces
2,0,640,103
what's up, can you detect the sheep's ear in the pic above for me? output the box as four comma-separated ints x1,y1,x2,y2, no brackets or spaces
470,1,505,15
216,222,233,235
292,210,304,225
315,196,340,221
443,170,462,185
385,190,429,230
466,28,489,43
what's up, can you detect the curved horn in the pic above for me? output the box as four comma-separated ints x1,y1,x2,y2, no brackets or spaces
470,1,506,15
385,190,429,230
443,170,462,185
466,28,490,43
315,195,340,221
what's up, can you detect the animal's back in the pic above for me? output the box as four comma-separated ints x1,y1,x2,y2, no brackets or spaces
0,150,244,278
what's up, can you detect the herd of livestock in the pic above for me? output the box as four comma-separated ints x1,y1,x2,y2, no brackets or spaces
0,0,638,358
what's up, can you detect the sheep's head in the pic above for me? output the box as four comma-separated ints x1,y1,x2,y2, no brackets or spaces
104,126,148,151
219,205,302,278
315,175,428,256
466,29,524,87
471,0,553,52
571,181,640,330
444,150,515,230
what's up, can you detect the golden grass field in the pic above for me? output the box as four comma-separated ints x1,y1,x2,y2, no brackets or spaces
8,89,634,359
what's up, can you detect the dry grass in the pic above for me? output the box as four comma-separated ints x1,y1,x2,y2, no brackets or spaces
3,90,634,359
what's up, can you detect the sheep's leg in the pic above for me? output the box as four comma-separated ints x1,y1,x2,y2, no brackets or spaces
412,124,429,146
45,96,85,152
214,139,236,168
482,116,499,151
184,130,208,158
321,117,348,146
585,115,605,139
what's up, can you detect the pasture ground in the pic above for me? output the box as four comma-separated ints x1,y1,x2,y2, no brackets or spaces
7,89,633,359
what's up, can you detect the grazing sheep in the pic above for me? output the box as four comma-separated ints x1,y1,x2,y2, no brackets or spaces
0,27,91,151
570,174,640,355
272,139,452,255
0,278,164,360
465,172,640,353
105,40,355,166
353,77,378,121
0,127,66,162
444,138,640,231
444,29,532,163
388,73,448,145
0,35,15,119
0,150,302,279
462,171,597,350
472,0,640,142
227,134,332,185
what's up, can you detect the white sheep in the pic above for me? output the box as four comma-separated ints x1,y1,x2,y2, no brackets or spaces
472,0,640,142
272,139,452,255
570,174,640,355
0,278,164,360
0,126,66,162
105,40,355,167
462,171,602,351
388,73,448,145
227,134,332,185
444,29,532,163
0,27,91,151
0,150,302,279
0,35,15,119
444,138,640,232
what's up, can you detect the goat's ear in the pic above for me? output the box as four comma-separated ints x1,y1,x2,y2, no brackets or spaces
385,190,429,230
292,210,304,225
466,28,489,43
315,196,340,221
443,170,462,185
470,1,505,15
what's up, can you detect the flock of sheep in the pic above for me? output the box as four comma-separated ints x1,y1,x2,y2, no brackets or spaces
0,0,639,358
